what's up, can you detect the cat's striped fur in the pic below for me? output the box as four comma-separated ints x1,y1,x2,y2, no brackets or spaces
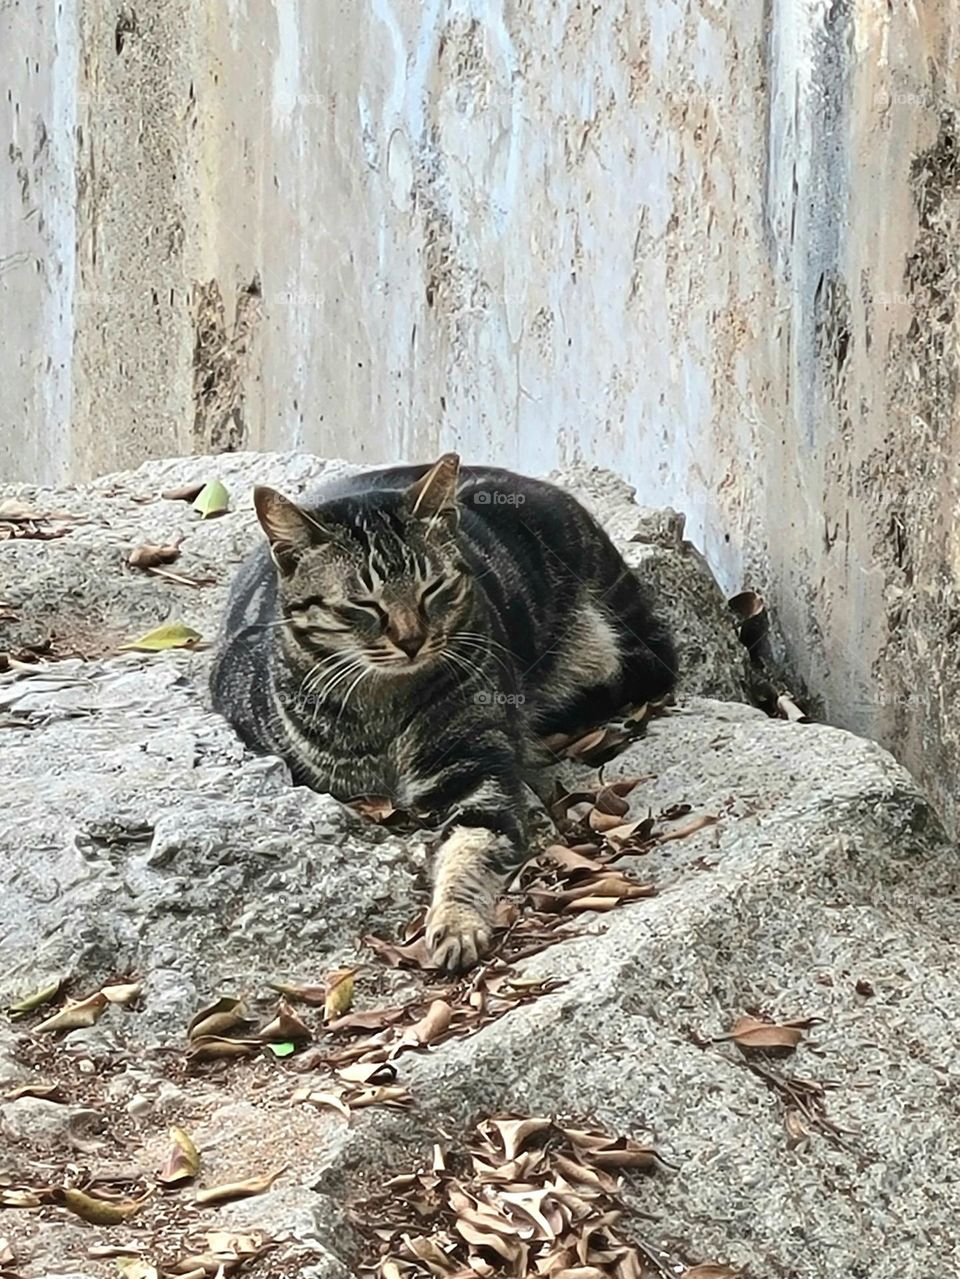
210,455,677,969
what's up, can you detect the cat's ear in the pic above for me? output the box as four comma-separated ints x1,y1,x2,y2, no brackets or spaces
253,486,329,575
406,453,460,531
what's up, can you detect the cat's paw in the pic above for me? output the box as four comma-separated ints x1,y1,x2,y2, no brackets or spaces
425,900,493,972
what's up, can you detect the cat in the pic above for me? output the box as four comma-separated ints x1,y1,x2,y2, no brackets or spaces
210,454,677,970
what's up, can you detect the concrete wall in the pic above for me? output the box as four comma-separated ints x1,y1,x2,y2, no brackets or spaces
2,0,959,831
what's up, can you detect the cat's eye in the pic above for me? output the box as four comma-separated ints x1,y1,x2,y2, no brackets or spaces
334,600,386,627
419,576,462,612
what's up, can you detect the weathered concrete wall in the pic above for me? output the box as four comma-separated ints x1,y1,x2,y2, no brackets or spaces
2,1,959,830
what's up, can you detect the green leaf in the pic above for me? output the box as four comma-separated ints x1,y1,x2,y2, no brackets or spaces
266,1041,297,1058
7,977,65,1020
191,479,230,519
118,623,202,653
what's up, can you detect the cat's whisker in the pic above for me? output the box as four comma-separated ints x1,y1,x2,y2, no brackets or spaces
300,651,357,699
312,655,366,705
336,666,372,724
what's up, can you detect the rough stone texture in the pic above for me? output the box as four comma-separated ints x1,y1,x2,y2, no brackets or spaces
5,1,959,839
1,455,958,1278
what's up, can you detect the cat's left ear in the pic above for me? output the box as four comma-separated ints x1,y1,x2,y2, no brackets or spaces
406,453,460,531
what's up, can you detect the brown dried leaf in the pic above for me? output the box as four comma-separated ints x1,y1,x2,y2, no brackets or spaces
194,1168,284,1206
337,1061,398,1086
162,482,206,502
102,981,143,1005
52,1186,153,1224
157,1126,200,1186
408,999,453,1045
128,542,181,569
728,1016,805,1053
348,1084,411,1109
267,979,328,1005
326,1005,407,1033
588,808,629,833
258,999,312,1044
541,844,602,872
484,1116,553,1160
603,817,655,847
117,1259,160,1279
187,996,253,1041
35,991,108,1033
4,1081,63,1102
324,968,358,1021
291,1087,351,1118
363,933,432,969
350,796,398,823
592,786,630,817
185,1036,260,1062
656,814,718,843
682,1267,740,1279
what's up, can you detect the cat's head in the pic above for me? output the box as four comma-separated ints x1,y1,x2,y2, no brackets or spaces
253,454,472,677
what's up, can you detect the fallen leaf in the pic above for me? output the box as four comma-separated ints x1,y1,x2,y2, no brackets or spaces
363,934,432,969
267,979,328,1005
118,622,202,653
325,1005,407,1032
52,1186,153,1225
102,981,143,1005
194,1168,285,1206
157,1126,200,1186
348,1084,411,1109
258,999,312,1044
7,977,65,1019
35,991,108,1033
187,996,253,1041
266,1040,297,1057
603,817,655,847
592,786,631,817
588,808,629,834
323,968,358,1021
191,479,230,519
4,1081,63,1102
127,542,182,569
186,1036,261,1062
162,482,206,502
483,1116,553,1160
349,796,398,822
407,999,453,1045
682,1267,739,1279
117,1259,160,1279
337,1061,398,1086
656,814,718,843
727,1015,807,1053
291,1088,351,1118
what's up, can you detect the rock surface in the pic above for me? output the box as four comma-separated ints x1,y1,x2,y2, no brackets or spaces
0,454,957,1278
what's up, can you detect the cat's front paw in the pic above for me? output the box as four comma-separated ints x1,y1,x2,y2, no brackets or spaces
425,899,494,972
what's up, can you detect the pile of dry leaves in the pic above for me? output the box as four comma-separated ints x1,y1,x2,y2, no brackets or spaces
353,1114,734,1279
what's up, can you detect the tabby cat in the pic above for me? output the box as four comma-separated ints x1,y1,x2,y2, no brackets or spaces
210,455,676,970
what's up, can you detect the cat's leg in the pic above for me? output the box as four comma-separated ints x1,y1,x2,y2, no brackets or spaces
411,752,528,971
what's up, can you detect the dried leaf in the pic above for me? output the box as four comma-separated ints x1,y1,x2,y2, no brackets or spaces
682,1267,739,1279
194,1168,285,1206
603,817,655,847
7,976,65,1019
117,1259,160,1279
588,808,629,834
408,999,453,1045
363,933,432,969
157,1126,200,1186
348,1084,411,1109
592,786,630,817
326,1005,407,1032
484,1116,553,1160
337,1061,398,1086
267,979,328,1005
4,1081,62,1102
324,968,358,1021
728,1015,806,1053
102,981,143,1005
128,542,181,569
291,1087,351,1118
656,814,718,843
186,1036,260,1062
118,622,202,653
258,999,312,1044
191,479,230,519
52,1186,153,1224
35,991,108,1033
350,796,398,822
162,482,206,502
187,996,252,1041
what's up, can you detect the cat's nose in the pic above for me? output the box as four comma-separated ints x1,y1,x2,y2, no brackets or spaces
396,633,425,659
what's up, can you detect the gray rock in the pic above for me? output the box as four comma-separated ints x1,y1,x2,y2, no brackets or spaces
1,1097,104,1147
0,453,956,1279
